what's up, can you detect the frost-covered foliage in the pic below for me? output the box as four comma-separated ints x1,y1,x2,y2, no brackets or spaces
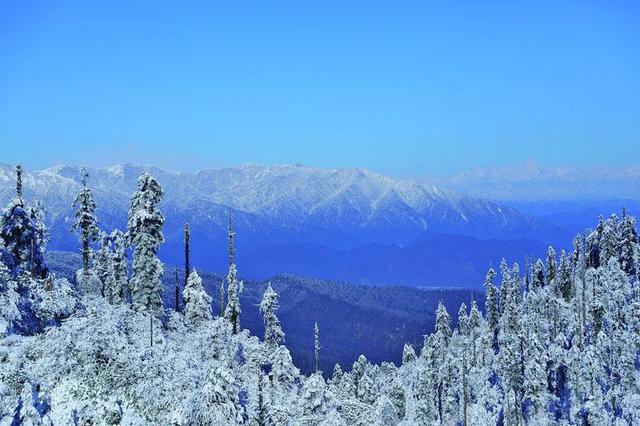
0,165,48,278
260,282,285,348
71,168,100,272
127,173,165,318
182,269,212,326
2,171,640,424
225,263,242,334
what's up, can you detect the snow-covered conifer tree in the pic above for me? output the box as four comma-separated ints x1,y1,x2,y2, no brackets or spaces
0,165,49,278
599,214,619,266
259,283,285,348
619,209,639,276
109,229,128,303
127,172,165,317
483,268,499,347
546,246,557,287
71,168,100,273
402,344,417,365
224,211,242,333
184,222,190,287
314,321,320,373
182,269,212,326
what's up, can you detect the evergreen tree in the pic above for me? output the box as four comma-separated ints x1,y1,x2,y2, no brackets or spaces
224,212,242,333
184,222,190,287
619,209,639,276
127,173,165,317
402,344,417,365
599,214,619,266
545,246,557,287
483,268,499,348
557,250,572,301
109,229,128,303
498,262,524,426
260,282,285,348
0,165,49,278
71,168,100,273
95,233,112,297
219,280,225,317
457,303,469,337
314,321,320,373
532,259,545,289
182,269,212,326
225,263,242,334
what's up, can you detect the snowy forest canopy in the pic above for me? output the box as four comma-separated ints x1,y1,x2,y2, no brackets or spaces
1,165,640,425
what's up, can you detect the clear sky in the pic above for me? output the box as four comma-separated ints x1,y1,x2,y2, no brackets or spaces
0,1,638,176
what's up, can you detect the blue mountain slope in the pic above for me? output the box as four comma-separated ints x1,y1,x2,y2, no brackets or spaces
1,163,570,287
46,251,482,374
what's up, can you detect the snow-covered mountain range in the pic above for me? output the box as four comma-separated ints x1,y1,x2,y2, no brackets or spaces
0,163,567,285
436,162,640,200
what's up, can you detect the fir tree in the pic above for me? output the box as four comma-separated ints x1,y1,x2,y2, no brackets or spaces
533,259,545,289
619,209,639,276
402,344,417,365
314,321,320,373
260,282,285,348
545,246,557,287
109,229,128,303
224,212,242,333
71,168,100,273
225,263,242,334
599,214,619,266
219,280,225,317
127,173,165,317
557,250,572,301
184,223,190,287
0,165,49,278
483,268,499,348
182,269,212,326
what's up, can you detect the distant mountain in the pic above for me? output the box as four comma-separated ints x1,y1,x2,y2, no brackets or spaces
46,250,482,374
437,162,640,201
1,163,567,286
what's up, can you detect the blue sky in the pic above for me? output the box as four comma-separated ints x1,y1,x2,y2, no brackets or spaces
0,1,638,176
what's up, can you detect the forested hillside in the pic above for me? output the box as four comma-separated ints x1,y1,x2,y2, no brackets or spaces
1,166,639,424
45,250,481,374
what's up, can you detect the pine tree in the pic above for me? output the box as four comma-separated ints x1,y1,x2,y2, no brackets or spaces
260,282,285,348
109,229,128,303
457,303,469,335
533,259,545,289
184,223,190,287
619,209,639,276
127,173,165,317
224,212,242,333
0,165,49,278
483,268,499,348
225,263,242,334
498,262,524,426
182,269,212,326
71,168,100,273
599,214,619,266
402,344,417,365
95,233,112,297
545,246,557,287
557,250,572,301
219,280,225,317
314,321,320,373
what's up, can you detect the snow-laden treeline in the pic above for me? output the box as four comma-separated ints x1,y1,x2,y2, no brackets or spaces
1,165,640,425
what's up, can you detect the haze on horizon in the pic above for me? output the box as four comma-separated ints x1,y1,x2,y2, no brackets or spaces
1,1,639,176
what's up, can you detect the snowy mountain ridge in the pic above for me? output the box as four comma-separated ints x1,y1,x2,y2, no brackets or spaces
0,162,551,236
0,162,567,283
436,162,640,200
